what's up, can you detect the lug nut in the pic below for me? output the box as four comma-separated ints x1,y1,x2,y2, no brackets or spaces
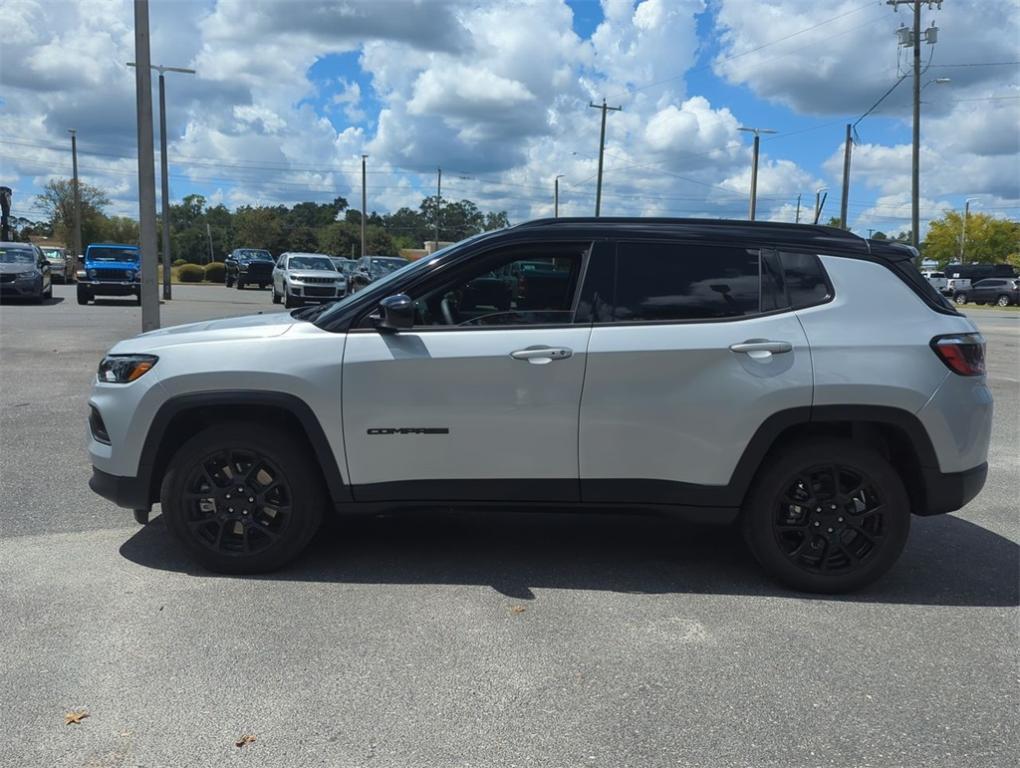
248,497,254,503
837,516,844,522
225,493,231,499
816,507,822,513
827,527,834,533
814,521,820,527
831,504,837,510
228,507,234,513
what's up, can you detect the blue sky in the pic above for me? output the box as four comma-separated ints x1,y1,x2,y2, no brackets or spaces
2,0,1017,238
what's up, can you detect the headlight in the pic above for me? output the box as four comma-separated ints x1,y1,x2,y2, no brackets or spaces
76,270,87,279
239,264,249,271
129,269,139,281
97,354,158,383
15,271,37,280
87,269,97,279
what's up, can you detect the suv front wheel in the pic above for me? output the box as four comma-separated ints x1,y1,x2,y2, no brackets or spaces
160,422,324,573
742,439,910,593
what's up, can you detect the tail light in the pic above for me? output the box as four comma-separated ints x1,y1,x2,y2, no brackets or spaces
931,333,985,376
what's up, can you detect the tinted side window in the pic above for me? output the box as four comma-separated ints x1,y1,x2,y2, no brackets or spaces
612,242,760,322
779,252,830,308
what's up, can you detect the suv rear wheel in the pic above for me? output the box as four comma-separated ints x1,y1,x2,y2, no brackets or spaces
997,294,1011,307
160,422,324,573
742,438,910,593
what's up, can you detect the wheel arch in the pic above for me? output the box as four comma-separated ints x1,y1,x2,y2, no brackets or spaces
733,405,938,514
140,391,351,510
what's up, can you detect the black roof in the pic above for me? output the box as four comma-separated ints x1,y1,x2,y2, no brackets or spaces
511,216,905,257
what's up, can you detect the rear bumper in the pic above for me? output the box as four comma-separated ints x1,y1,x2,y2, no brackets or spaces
89,466,149,510
917,462,988,516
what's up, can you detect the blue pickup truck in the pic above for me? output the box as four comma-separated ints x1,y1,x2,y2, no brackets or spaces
77,243,141,305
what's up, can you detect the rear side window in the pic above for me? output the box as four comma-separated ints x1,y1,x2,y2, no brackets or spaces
780,252,831,308
612,242,759,321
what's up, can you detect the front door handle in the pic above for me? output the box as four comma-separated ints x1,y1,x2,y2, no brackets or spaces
729,339,793,356
510,346,573,364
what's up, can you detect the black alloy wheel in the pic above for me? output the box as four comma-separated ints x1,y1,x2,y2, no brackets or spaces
161,423,324,573
182,448,293,557
742,439,910,593
772,464,885,575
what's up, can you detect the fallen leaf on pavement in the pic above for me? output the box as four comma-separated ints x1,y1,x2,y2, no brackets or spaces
509,605,526,615
235,734,257,748
64,710,89,725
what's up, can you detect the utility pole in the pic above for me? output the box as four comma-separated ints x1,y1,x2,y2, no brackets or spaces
738,126,776,220
361,154,368,258
129,63,195,300
68,130,82,272
888,0,942,248
795,194,802,224
961,198,976,263
813,187,828,225
839,123,853,229
205,221,213,264
554,174,564,218
588,98,621,217
132,0,159,331
434,167,442,243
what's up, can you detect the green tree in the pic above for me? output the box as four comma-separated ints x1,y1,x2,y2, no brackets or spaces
35,179,111,248
99,216,139,244
233,206,287,255
923,211,1020,266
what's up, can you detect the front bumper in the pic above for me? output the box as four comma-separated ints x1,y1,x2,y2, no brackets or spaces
288,284,345,301
0,278,43,297
80,280,139,296
89,466,149,510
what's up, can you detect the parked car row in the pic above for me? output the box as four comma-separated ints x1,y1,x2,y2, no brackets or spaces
220,247,411,309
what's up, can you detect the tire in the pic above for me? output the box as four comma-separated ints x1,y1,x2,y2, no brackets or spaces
741,438,910,593
225,276,234,288
997,295,1010,307
954,293,967,305
237,280,245,290
259,283,267,290
76,286,91,305
272,286,281,304
284,291,298,309
160,422,324,574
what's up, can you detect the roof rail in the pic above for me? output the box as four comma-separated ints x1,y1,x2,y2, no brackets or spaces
513,216,864,242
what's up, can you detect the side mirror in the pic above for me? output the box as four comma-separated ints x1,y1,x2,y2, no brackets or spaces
377,294,414,332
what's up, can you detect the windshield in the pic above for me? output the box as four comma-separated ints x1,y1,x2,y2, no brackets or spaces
42,249,65,260
0,247,36,265
89,247,139,263
314,234,487,326
331,258,354,274
288,256,335,271
370,258,407,275
237,249,272,261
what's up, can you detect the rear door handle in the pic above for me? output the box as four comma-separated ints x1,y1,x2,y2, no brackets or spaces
729,339,793,355
510,346,573,364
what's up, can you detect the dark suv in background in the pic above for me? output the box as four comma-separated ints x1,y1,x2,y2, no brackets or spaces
225,248,274,289
348,255,408,293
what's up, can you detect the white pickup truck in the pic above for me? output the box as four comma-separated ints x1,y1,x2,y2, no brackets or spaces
921,271,948,295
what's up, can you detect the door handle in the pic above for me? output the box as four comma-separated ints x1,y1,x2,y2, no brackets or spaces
729,339,793,355
510,346,573,363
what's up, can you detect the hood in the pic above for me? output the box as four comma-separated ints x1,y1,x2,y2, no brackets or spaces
289,269,341,279
0,262,37,274
86,260,140,271
111,311,297,353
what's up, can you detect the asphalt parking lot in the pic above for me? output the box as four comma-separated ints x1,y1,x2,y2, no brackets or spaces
1,284,1017,768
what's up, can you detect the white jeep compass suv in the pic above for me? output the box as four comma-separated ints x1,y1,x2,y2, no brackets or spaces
87,219,991,592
